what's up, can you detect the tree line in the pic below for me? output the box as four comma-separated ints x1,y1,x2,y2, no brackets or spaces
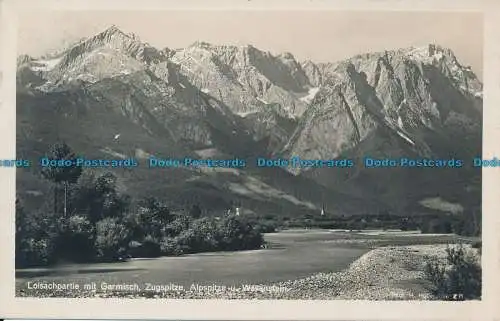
279,211,481,237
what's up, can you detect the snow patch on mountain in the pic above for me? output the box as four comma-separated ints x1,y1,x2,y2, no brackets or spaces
194,148,219,158
237,110,259,118
199,166,241,175
419,197,464,214
30,57,63,72
300,87,320,103
135,148,152,159
257,97,269,104
76,73,98,83
228,176,317,210
100,147,127,159
396,130,416,146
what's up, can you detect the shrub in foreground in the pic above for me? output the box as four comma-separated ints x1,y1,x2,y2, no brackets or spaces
16,238,57,267
94,217,131,261
55,215,95,262
424,245,481,300
16,199,59,267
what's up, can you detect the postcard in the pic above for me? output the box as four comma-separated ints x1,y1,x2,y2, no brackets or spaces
1,0,498,320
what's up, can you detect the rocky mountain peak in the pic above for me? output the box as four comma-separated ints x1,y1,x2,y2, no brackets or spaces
189,40,216,49
55,25,166,70
100,24,125,37
96,24,146,43
278,52,295,60
287,42,482,164
17,54,33,67
400,44,457,64
16,25,172,90
16,31,483,216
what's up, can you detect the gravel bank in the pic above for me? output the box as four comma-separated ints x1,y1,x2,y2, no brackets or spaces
17,244,463,300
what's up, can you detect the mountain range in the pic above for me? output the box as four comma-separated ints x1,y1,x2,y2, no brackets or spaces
16,25,482,217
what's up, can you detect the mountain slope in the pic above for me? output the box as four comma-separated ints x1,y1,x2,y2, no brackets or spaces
285,45,482,210
16,26,482,216
16,26,378,217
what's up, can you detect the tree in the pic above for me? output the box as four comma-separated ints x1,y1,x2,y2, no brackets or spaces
454,209,481,237
133,197,173,240
139,197,172,223
399,217,409,231
95,172,130,220
41,142,82,217
15,197,28,266
70,171,130,223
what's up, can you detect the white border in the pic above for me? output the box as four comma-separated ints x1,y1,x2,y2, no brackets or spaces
1,0,499,320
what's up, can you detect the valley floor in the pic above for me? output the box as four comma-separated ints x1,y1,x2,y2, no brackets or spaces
16,243,471,300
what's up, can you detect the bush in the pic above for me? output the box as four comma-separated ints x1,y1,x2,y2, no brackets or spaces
54,215,96,262
419,211,481,237
170,215,264,254
190,217,220,251
164,214,192,237
131,199,174,240
95,217,131,261
424,245,481,300
173,229,198,254
16,198,59,267
139,236,163,257
454,210,481,237
255,220,278,233
16,199,53,267
173,218,217,253
160,237,184,256
16,237,57,267
128,236,162,258
215,216,263,251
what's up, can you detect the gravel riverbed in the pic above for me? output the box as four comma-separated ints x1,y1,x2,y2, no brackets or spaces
17,244,461,300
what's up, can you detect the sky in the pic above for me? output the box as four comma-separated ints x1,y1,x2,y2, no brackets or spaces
17,10,483,78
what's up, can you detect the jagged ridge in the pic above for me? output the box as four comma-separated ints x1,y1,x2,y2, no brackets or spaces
16,26,482,214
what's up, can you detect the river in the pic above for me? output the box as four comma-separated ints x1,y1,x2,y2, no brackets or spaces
16,229,370,288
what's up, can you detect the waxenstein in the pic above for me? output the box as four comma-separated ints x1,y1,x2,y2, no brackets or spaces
241,285,290,293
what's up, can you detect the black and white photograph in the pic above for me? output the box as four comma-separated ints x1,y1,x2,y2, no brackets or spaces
3,1,500,320
11,7,486,302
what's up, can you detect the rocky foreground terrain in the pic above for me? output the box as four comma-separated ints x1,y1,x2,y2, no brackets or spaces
17,244,473,300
